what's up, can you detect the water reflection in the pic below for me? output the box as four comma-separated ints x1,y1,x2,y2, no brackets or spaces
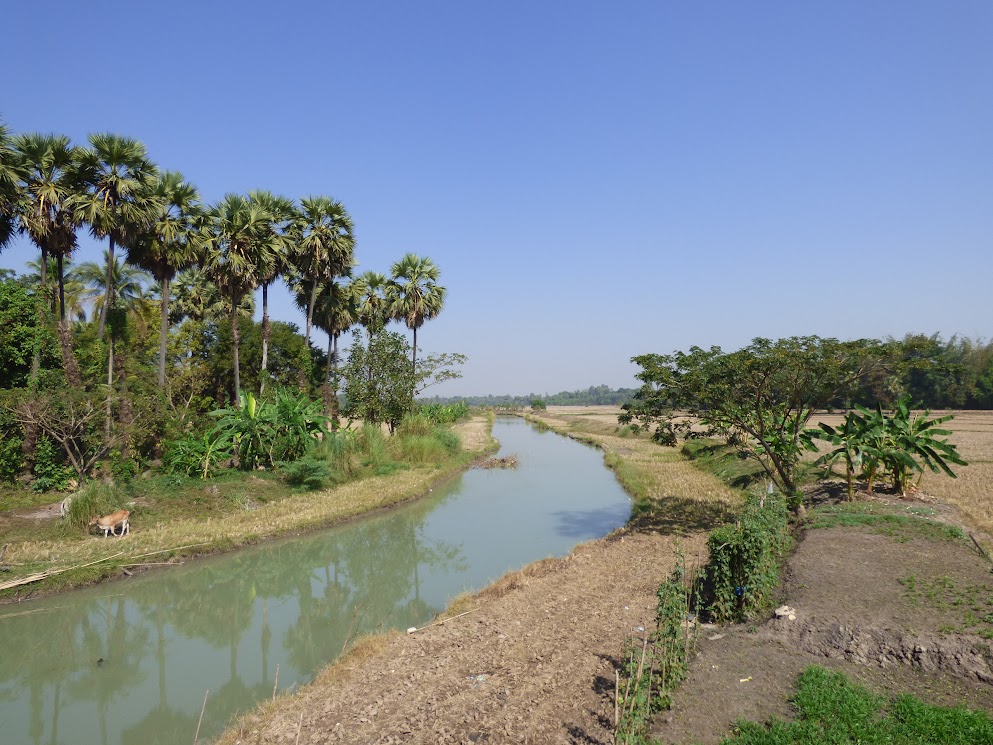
0,417,630,745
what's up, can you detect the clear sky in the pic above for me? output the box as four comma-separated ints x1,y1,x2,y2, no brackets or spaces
2,1,991,396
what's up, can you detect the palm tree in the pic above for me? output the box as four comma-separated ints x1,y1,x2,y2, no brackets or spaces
127,171,200,388
73,251,151,323
12,132,86,385
248,190,296,393
170,265,253,325
291,197,355,349
75,133,160,341
196,194,274,403
387,253,446,373
0,120,20,252
25,257,87,321
353,270,388,338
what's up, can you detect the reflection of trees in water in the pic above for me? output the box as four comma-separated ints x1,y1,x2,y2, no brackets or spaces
0,490,467,745
282,502,465,675
65,596,150,745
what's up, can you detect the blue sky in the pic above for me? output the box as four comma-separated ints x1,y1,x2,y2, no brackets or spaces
2,1,991,396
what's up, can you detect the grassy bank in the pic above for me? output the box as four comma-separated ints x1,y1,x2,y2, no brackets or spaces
0,415,496,600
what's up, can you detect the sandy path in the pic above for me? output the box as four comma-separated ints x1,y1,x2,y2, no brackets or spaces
223,531,707,745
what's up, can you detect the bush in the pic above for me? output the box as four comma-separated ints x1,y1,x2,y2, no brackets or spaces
65,481,128,530
419,401,469,424
279,456,332,490
32,437,75,493
701,494,793,623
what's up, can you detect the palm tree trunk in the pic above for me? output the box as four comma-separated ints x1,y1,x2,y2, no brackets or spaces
231,286,241,404
30,247,49,383
56,255,81,387
158,274,169,389
97,236,115,340
260,283,270,395
412,325,418,374
306,282,317,348
105,335,114,441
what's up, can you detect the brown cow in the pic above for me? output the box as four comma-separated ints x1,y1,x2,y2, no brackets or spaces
89,509,130,538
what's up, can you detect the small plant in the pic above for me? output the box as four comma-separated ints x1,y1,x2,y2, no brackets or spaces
615,554,697,743
279,456,332,490
164,429,232,479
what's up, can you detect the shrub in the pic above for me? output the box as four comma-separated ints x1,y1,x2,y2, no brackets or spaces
279,456,332,490
65,481,128,530
702,493,792,623
32,437,75,493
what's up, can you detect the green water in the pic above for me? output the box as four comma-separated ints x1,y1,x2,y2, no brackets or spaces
0,417,632,745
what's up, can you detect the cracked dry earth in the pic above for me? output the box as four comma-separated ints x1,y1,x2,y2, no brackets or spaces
225,531,708,745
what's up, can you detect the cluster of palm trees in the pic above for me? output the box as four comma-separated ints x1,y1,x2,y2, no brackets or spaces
0,121,447,411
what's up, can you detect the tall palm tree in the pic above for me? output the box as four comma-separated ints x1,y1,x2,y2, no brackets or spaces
12,132,86,385
291,197,355,349
248,190,296,393
293,274,358,413
128,171,200,388
196,194,274,402
26,257,87,321
75,133,160,340
387,253,446,373
0,120,20,252
354,270,388,338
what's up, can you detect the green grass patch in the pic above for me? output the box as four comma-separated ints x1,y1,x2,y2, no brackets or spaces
722,665,993,744
810,502,966,543
680,439,768,489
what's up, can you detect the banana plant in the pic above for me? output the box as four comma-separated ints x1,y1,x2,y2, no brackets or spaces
211,390,277,470
164,429,233,479
882,399,967,495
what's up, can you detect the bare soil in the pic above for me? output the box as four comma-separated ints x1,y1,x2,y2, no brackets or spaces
224,489,993,745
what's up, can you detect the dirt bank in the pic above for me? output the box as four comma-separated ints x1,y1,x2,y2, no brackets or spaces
219,531,709,745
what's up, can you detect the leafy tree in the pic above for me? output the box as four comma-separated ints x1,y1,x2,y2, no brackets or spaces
621,336,884,497
341,330,417,432
388,253,446,373
530,398,547,411
341,330,465,432
0,274,59,388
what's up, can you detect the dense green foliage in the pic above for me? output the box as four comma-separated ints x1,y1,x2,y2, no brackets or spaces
0,118,462,492
702,494,793,623
622,337,884,494
723,665,993,744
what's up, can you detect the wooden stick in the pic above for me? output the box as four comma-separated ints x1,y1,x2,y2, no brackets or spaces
128,543,213,560
294,712,303,745
193,689,209,744
273,664,279,701
0,551,125,592
407,608,479,634
614,669,620,736
121,562,184,568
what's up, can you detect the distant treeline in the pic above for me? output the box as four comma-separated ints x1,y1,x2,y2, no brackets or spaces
849,333,993,410
422,334,993,411
419,384,638,408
